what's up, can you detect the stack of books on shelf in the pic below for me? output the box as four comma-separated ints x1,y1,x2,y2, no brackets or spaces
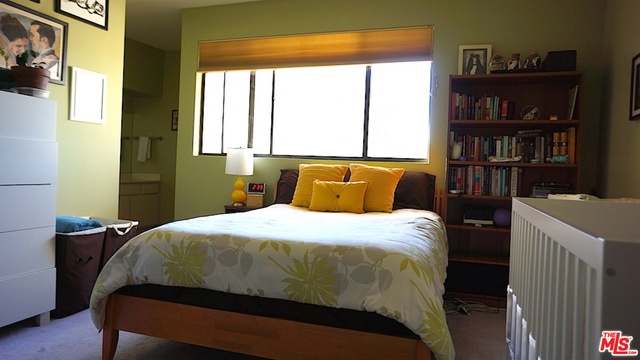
450,92,515,120
551,128,576,164
448,165,522,197
450,127,576,164
463,205,494,226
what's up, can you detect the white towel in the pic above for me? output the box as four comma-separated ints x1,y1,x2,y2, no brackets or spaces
137,136,151,162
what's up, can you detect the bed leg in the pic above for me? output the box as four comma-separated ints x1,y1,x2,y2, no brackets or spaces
102,328,119,360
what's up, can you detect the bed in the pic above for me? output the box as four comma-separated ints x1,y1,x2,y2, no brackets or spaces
90,164,455,360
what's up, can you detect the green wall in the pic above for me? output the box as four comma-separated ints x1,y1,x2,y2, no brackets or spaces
123,38,164,97
17,0,637,228
122,44,180,225
175,0,606,220
598,0,640,198
13,0,126,219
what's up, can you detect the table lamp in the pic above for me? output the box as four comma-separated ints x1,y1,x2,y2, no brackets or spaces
225,148,254,206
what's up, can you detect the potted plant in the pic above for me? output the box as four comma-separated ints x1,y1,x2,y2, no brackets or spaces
10,49,50,90
0,49,15,90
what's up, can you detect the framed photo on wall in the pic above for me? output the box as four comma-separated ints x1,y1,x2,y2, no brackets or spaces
0,0,68,84
69,66,107,124
458,44,492,75
171,110,178,131
55,0,108,30
630,52,640,120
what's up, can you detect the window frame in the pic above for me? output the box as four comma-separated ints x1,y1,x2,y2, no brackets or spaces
196,26,433,162
199,61,432,162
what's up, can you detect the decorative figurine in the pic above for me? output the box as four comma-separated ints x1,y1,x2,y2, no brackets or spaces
524,52,542,69
489,54,505,72
521,105,539,120
508,53,521,70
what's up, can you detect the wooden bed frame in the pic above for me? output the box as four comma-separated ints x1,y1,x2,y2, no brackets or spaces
101,173,441,359
102,293,434,360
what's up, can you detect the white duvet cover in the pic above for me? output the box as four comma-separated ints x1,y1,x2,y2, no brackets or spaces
90,204,454,359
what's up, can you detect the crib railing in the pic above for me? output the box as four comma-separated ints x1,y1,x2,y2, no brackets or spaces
506,198,640,360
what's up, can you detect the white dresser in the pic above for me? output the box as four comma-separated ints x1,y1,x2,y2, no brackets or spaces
0,91,57,327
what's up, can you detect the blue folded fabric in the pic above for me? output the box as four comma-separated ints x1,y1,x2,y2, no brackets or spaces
56,216,103,233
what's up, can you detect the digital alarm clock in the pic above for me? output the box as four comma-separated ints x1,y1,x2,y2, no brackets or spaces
247,182,266,195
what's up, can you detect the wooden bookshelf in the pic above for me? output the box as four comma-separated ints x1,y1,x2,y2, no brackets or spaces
444,71,583,305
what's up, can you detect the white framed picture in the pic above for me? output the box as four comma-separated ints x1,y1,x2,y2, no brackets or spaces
458,44,492,75
69,67,107,124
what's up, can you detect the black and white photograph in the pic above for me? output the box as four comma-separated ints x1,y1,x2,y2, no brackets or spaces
55,0,108,30
458,44,492,75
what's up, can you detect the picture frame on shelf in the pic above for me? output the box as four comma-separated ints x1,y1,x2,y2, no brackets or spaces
0,0,68,84
55,0,108,30
458,44,492,75
630,52,640,120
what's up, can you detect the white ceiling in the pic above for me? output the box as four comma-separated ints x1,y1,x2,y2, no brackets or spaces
125,0,260,51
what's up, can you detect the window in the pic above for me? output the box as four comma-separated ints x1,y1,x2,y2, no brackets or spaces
200,60,431,160
196,26,434,160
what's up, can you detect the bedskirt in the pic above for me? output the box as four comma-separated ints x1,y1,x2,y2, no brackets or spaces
116,283,418,338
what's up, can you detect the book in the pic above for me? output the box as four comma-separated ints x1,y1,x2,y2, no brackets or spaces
510,167,520,196
553,131,561,156
567,85,579,120
507,100,516,120
559,131,568,155
473,166,482,195
500,99,509,120
466,165,474,194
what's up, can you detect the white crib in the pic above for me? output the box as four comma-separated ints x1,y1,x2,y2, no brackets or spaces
507,197,640,360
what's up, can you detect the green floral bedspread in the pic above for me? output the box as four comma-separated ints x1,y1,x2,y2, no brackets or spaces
90,204,454,359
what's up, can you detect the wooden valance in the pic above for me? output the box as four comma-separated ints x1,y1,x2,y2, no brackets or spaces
198,26,433,71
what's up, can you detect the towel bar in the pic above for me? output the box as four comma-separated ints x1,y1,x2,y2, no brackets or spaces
122,136,164,141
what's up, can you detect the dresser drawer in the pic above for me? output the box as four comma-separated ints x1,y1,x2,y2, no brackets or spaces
0,185,56,232
0,268,55,328
0,138,57,185
0,91,56,141
0,227,55,278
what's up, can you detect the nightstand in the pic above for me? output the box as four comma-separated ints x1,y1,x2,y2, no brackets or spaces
224,205,262,214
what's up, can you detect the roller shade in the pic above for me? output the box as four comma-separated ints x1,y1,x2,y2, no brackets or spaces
198,26,433,71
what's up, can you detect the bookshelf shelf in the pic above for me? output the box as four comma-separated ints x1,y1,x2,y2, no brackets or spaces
444,71,583,304
446,223,511,233
449,254,510,267
448,160,578,168
450,119,579,125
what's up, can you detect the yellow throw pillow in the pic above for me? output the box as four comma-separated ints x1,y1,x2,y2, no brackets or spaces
309,180,368,214
349,163,405,212
291,164,348,207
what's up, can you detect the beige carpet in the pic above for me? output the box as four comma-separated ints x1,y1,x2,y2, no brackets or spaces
0,307,508,359
447,309,509,359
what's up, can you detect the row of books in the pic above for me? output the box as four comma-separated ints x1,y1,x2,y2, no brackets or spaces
450,92,515,120
450,127,576,164
449,165,522,197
